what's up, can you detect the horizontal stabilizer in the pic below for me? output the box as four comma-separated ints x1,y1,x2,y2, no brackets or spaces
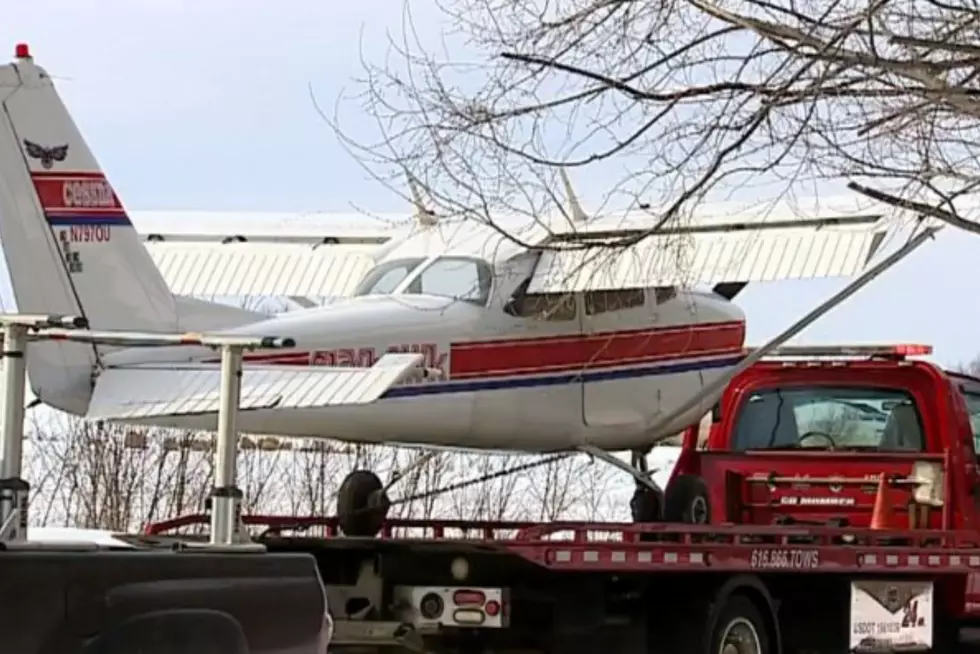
145,242,376,298
88,353,425,420
528,223,888,293
130,210,404,244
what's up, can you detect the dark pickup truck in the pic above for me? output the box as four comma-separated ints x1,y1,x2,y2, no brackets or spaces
4,529,331,654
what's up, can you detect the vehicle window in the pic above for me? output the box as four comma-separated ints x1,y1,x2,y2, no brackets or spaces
584,289,645,316
960,390,980,454
731,386,924,452
506,279,577,321
355,258,426,296
516,292,576,321
410,256,493,306
355,256,493,305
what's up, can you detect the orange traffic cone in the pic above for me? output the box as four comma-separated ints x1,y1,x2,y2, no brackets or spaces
870,474,892,529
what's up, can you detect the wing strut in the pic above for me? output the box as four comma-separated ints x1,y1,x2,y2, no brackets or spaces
640,226,941,446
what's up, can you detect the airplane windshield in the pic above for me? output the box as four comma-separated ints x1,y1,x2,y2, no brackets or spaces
731,386,924,452
355,258,426,296
355,256,493,305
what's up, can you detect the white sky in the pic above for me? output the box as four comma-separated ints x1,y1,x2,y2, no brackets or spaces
2,2,979,366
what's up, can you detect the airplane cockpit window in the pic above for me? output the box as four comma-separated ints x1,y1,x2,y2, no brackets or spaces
355,258,426,296
504,278,576,321
410,256,493,305
584,289,645,316
731,386,924,452
354,256,492,305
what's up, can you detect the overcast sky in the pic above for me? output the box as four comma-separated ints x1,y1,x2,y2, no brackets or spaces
4,2,980,367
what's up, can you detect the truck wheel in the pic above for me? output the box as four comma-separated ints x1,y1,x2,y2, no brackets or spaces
664,474,711,524
337,470,391,537
708,594,770,654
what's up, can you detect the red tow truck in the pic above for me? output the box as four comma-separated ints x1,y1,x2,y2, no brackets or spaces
142,344,980,654
663,343,980,532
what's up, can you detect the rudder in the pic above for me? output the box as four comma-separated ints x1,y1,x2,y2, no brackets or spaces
0,45,178,414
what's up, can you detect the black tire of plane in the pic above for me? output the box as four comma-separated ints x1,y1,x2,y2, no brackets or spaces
706,594,771,654
82,609,249,654
664,474,711,524
337,469,391,537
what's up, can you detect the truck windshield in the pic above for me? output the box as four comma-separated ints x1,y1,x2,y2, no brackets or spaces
732,386,924,452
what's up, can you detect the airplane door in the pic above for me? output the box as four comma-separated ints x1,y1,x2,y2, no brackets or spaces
469,256,582,449
579,288,658,429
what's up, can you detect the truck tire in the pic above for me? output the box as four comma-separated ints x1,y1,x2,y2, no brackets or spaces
707,594,771,654
83,609,248,654
664,474,711,524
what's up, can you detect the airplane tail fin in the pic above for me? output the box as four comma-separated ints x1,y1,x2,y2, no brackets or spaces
0,45,178,414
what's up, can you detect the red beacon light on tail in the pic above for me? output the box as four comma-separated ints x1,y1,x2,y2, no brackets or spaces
14,43,31,60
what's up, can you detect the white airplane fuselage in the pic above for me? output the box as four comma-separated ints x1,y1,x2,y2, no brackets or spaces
0,47,771,456
104,280,746,453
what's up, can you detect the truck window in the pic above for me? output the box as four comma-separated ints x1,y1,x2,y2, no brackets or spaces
960,390,980,453
731,386,924,452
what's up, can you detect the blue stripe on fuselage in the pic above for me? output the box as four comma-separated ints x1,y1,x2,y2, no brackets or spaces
383,354,745,398
45,213,131,226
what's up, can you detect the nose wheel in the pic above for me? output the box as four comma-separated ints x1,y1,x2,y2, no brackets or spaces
336,470,392,537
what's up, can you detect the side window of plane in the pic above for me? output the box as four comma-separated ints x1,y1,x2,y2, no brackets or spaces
504,278,577,321
584,288,645,315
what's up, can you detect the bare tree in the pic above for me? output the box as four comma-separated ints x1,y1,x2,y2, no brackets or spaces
25,411,623,530
958,355,980,378
334,0,980,237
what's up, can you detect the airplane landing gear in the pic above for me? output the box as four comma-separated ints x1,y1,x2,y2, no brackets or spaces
629,450,663,523
577,445,665,522
337,470,392,537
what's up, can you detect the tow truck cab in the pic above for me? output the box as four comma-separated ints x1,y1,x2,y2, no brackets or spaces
668,344,980,532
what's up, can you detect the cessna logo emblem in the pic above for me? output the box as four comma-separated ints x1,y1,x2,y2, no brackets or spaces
23,140,68,169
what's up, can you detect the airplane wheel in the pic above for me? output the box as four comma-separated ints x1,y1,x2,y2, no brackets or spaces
630,486,664,523
664,474,711,524
337,470,391,537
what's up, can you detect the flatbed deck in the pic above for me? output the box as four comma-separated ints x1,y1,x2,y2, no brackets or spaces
146,513,980,572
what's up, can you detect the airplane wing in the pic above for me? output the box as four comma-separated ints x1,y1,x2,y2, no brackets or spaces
527,219,890,293
145,242,376,298
87,353,424,420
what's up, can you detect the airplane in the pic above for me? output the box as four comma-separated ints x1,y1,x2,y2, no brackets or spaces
0,44,907,537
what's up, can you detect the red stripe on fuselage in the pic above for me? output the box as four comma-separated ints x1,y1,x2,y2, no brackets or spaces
448,321,745,379
231,321,746,379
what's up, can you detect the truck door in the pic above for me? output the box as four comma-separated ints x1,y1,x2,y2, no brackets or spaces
953,379,980,513
948,377,980,614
